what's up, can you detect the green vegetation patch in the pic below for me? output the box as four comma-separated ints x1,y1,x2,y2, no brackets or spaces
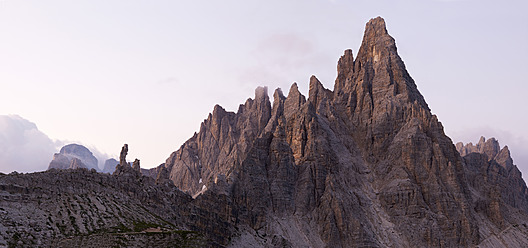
133,221,160,232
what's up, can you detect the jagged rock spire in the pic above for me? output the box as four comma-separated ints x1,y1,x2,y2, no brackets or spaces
355,16,394,65
114,144,142,177
284,82,306,119
120,144,128,166
457,137,514,169
132,159,141,172
334,16,429,115
335,49,354,89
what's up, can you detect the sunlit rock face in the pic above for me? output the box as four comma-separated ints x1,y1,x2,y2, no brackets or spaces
48,144,99,171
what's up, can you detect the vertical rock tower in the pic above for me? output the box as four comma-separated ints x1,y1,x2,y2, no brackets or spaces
154,17,528,247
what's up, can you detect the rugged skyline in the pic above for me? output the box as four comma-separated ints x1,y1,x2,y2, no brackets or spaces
1,17,527,247
0,1,527,176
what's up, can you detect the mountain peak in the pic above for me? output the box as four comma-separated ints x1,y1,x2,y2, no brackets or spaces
284,82,306,118
255,86,268,102
458,136,501,161
48,143,99,171
336,49,354,86
364,16,388,36
356,16,396,66
273,88,285,101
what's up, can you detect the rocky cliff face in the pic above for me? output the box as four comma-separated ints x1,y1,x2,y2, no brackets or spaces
457,138,528,214
48,144,99,171
2,17,528,248
157,17,528,247
456,137,528,247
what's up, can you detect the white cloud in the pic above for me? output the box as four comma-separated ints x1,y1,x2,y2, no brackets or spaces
0,115,117,173
0,115,60,173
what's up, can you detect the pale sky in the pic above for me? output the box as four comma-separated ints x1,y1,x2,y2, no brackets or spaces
0,1,527,175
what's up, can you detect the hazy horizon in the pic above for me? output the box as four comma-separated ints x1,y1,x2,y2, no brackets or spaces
1,1,527,176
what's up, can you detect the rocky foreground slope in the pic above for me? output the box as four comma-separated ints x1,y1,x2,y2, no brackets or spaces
0,145,210,247
2,17,528,247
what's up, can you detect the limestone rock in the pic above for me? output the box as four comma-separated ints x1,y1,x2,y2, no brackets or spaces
48,144,99,171
114,144,143,180
154,165,172,185
457,136,502,162
120,143,128,166
283,82,305,119
156,17,528,247
165,86,271,196
457,137,528,212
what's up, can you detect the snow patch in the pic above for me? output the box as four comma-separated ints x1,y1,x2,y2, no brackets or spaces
199,178,202,184
192,182,208,199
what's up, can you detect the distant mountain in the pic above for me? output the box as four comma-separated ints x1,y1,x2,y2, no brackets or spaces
48,144,99,171
1,17,528,247
457,137,528,214
102,158,119,174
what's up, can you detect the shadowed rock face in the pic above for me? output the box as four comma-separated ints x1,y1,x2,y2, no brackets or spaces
48,144,99,171
457,137,528,216
456,137,514,169
155,17,528,247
